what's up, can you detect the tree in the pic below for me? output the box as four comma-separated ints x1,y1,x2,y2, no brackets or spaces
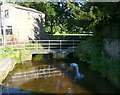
17,2,84,34
67,2,120,33
17,2,55,34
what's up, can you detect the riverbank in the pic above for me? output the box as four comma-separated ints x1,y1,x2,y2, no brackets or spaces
0,58,16,84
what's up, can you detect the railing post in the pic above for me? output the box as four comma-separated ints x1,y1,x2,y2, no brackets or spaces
60,40,61,51
24,41,26,50
73,40,74,51
37,40,39,50
48,40,50,51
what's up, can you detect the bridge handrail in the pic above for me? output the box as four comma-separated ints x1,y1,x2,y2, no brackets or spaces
0,39,81,44
0,40,81,52
29,40,81,41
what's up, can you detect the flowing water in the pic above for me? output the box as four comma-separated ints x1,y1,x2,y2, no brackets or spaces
1,54,119,94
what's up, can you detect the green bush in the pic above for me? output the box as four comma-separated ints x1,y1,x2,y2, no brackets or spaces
0,43,44,62
0,46,13,61
0,46,30,63
25,43,44,50
75,38,120,88
11,49,30,63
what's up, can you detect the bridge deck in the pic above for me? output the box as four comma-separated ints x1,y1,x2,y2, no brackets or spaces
30,48,74,54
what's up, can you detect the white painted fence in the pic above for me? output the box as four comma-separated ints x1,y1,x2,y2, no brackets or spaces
0,40,81,52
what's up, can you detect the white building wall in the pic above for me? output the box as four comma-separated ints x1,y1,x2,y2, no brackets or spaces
1,3,45,43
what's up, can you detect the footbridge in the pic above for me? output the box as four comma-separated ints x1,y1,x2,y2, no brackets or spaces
0,40,81,61
30,40,80,54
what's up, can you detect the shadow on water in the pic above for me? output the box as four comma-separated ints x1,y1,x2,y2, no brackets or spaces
66,53,119,94
74,63,119,93
1,53,119,94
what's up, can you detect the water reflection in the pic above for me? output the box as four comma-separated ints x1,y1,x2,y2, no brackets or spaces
9,64,67,82
1,54,119,94
2,86,31,94
2,61,90,93
10,75,89,93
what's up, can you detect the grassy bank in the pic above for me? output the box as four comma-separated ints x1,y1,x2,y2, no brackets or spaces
0,43,43,63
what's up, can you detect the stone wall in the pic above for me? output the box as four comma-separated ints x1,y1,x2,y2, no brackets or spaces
101,23,120,60
0,58,16,84
104,39,120,60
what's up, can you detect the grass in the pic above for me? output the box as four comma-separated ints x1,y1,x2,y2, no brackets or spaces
53,33,93,36
0,43,44,63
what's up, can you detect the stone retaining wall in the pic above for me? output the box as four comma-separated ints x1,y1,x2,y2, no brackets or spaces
0,58,16,84
104,39,120,60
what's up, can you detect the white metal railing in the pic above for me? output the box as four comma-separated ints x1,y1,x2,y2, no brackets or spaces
0,40,81,52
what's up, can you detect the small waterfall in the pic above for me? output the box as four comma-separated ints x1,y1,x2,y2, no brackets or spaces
69,63,84,81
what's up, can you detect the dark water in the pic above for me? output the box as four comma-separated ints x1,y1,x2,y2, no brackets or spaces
1,56,119,94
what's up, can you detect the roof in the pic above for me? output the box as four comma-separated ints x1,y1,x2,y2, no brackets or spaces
5,3,44,14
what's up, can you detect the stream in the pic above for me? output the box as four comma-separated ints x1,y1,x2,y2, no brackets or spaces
1,54,119,94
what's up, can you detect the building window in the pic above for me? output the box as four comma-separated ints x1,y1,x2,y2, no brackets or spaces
1,28,3,35
5,10,9,18
1,26,12,35
1,26,3,34
6,26,12,35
